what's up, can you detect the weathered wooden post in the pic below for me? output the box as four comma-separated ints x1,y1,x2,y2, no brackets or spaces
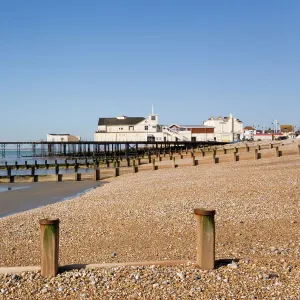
137,158,141,165
254,149,261,160
9,176,15,183
158,155,162,162
246,145,250,152
132,165,138,173
127,157,131,167
15,161,19,170
270,143,274,149
114,167,119,177
258,145,261,150
106,160,110,168
148,154,152,164
75,172,81,181
194,208,215,270
201,149,205,157
192,156,198,166
56,174,63,182
152,159,157,170
94,168,100,181
233,152,239,162
234,147,239,153
223,148,227,155
172,157,177,168
39,218,60,277
33,175,39,182
275,147,282,157
190,152,194,158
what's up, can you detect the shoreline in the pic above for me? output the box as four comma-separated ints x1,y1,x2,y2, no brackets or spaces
0,181,104,219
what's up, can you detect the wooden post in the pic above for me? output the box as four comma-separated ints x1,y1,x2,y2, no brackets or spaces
132,166,138,173
235,147,239,153
233,152,239,162
56,174,63,182
270,143,274,149
39,218,59,277
148,154,151,164
9,176,15,183
137,158,141,165
192,156,198,166
194,208,215,270
275,147,282,157
152,159,157,171
172,157,177,168
94,168,100,181
33,175,39,182
201,150,205,157
75,172,81,181
246,145,250,152
114,167,119,177
254,149,261,160
223,148,227,155
127,158,130,167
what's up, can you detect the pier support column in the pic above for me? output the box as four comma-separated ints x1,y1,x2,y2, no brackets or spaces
194,209,215,270
39,218,60,277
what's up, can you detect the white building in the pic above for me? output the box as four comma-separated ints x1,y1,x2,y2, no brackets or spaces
243,126,256,141
94,113,216,142
94,114,164,142
203,114,243,142
47,134,81,142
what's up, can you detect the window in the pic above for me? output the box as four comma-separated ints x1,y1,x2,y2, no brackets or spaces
129,126,134,131
145,126,149,130
151,116,156,120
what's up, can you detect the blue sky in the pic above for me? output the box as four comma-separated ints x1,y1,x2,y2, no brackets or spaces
1,0,300,140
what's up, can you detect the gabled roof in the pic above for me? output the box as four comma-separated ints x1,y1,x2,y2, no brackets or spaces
244,126,256,130
98,117,145,126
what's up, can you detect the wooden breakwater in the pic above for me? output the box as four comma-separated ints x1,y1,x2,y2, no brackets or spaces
0,142,299,183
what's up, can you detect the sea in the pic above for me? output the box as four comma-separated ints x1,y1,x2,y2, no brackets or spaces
0,150,94,176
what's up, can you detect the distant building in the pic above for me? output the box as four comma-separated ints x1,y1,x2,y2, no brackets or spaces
167,124,215,141
280,125,294,134
47,134,81,142
203,114,243,142
243,126,256,140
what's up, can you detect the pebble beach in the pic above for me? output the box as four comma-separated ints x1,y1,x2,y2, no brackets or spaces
0,147,299,299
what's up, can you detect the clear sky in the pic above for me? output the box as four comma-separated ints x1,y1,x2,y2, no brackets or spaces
1,0,300,141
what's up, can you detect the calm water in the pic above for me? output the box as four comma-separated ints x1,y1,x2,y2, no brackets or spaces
0,150,94,167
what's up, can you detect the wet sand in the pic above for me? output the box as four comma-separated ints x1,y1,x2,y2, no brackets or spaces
0,181,104,218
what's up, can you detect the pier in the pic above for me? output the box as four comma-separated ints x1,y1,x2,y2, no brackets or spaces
0,140,226,158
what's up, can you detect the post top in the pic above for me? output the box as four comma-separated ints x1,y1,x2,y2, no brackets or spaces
39,218,60,225
194,208,216,216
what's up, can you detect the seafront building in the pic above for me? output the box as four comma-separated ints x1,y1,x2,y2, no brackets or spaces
46,134,81,142
203,114,244,142
94,112,244,143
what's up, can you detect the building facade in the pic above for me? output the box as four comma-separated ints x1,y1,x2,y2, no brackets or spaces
203,114,243,142
46,134,81,142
